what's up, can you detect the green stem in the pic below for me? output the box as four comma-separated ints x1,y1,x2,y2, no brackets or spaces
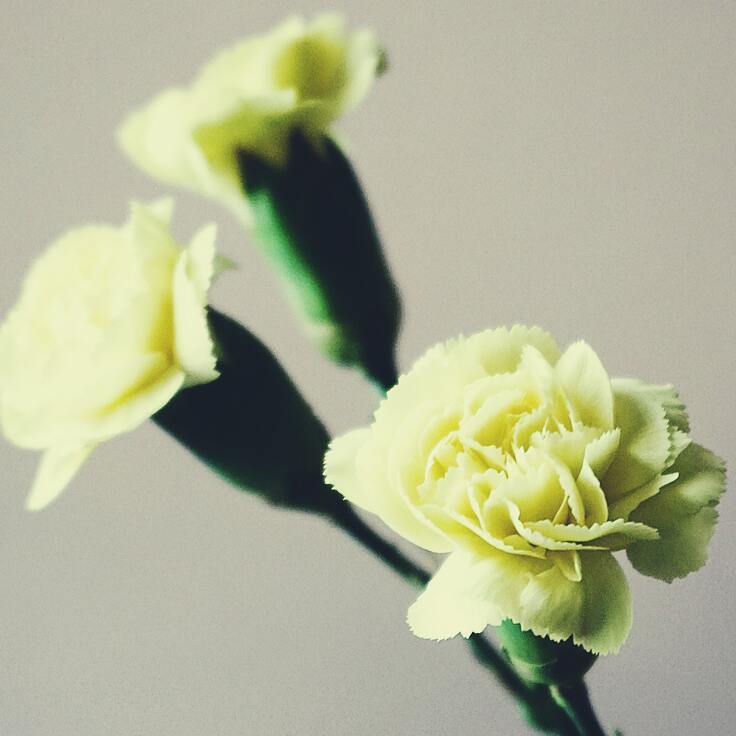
328,503,429,588
328,503,577,735
467,637,579,736
550,680,607,736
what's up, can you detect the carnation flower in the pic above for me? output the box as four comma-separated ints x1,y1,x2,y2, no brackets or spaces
0,201,221,510
325,327,725,654
117,14,383,224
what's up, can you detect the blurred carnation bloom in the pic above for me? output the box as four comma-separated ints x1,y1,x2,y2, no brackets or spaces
325,327,726,654
0,200,222,510
117,14,383,224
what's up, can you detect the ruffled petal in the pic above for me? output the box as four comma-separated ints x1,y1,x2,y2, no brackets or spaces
607,472,677,521
323,428,372,505
173,224,220,385
118,88,203,191
324,428,451,553
583,429,620,479
506,501,596,551
407,551,535,640
529,425,602,479
524,517,658,544
408,549,632,654
375,326,559,433
576,459,609,525
465,325,561,380
518,552,632,654
90,365,186,440
118,90,253,226
422,503,545,558
604,378,672,498
627,443,726,581
549,550,582,582
555,341,614,431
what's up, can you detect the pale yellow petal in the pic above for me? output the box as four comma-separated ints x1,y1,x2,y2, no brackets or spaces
555,341,614,430
90,365,186,440
26,443,96,511
627,443,726,581
464,325,561,378
549,550,582,582
627,507,719,582
524,517,658,544
576,459,609,525
422,503,545,559
325,428,451,553
323,428,373,507
607,473,677,521
518,552,632,654
173,225,219,385
604,378,672,498
407,552,535,640
146,197,175,225
118,90,253,226
506,501,593,551
583,428,620,479
118,88,202,191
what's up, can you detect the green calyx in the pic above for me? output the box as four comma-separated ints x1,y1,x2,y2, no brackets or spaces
154,309,341,516
237,131,401,391
496,619,598,686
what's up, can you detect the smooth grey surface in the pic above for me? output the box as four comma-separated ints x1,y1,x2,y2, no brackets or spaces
1,1,734,734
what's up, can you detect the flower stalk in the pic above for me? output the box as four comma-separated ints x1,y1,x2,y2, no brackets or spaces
328,502,579,735
154,310,578,733
550,681,607,736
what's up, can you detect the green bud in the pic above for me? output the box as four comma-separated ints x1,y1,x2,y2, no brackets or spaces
154,309,341,516
496,619,598,686
237,131,401,391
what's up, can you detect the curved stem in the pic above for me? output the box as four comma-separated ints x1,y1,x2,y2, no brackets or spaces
328,502,430,588
550,680,607,736
328,503,578,735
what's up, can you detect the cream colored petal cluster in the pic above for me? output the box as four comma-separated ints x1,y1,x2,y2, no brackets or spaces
0,201,221,510
324,327,726,654
117,14,382,224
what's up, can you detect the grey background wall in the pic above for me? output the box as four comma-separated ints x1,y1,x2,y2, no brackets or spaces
1,1,734,734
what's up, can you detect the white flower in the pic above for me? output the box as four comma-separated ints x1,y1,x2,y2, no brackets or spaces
325,327,726,654
118,14,383,224
0,200,222,510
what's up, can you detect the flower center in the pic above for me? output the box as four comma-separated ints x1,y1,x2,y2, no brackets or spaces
274,35,347,102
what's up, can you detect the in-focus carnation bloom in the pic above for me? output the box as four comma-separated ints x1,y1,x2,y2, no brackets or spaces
325,327,726,654
0,200,222,510
117,14,382,224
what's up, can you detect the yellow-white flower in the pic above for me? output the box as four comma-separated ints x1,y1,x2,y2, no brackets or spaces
118,14,383,224
0,200,221,510
325,327,726,654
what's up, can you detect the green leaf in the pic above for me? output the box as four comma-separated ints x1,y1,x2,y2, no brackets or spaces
238,132,401,390
154,309,340,515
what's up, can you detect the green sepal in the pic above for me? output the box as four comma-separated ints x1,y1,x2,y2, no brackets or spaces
154,308,341,516
496,619,598,686
237,131,401,391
